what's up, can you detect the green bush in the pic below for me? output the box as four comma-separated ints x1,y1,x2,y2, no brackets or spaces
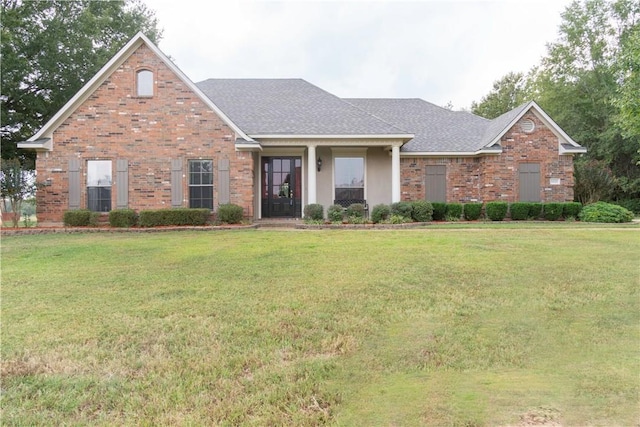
445,203,462,221
327,204,345,222
431,202,447,221
578,202,634,223
528,203,543,219
63,209,100,227
486,201,508,221
391,201,413,219
543,202,564,221
217,204,244,224
411,200,433,222
346,203,366,219
612,199,640,214
371,204,391,224
389,214,411,224
303,203,324,221
562,202,582,219
463,203,482,221
509,202,530,220
109,209,138,227
139,208,211,227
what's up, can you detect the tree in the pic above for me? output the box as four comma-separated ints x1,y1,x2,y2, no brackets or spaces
1,0,161,168
0,158,38,227
614,22,640,141
471,72,528,119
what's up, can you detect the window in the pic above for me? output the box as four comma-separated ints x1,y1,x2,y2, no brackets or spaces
87,160,112,212
136,69,153,97
189,160,213,209
335,157,364,200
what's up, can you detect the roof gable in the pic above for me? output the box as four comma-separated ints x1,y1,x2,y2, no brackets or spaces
482,101,583,151
28,32,250,143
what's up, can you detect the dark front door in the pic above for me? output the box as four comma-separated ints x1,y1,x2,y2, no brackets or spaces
261,157,302,218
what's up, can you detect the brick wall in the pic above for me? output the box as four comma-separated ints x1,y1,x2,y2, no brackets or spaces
35,44,254,224
401,111,576,203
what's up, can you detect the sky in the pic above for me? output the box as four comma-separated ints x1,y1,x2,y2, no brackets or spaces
142,0,573,110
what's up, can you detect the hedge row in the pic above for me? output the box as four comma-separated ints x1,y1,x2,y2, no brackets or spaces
62,205,245,227
428,201,584,221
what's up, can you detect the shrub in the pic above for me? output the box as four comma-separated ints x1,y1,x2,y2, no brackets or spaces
463,203,482,221
574,159,616,205
431,202,447,221
389,214,410,224
347,214,366,224
445,203,462,221
509,202,530,220
486,201,508,221
411,200,433,222
563,202,582,219
108,209,138,227
528,202,543,219
327,204,345,222
543,203,564,221
139,208,211,227
391,201,413,219
303,203,324,221
613,199,640,215
371,204,391,224
63,209,100,227
346,203,365,219
217,204,244,224
578,202,634,223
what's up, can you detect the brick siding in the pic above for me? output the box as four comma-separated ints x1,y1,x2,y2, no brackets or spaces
401,112,575,203
35,44,254,225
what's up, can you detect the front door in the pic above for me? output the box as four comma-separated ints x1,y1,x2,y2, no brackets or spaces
261,157,302,218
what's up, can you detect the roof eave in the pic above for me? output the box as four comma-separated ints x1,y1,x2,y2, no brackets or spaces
17,138,52,152
400,148,502,157
250,133,414,140
560,146,588,155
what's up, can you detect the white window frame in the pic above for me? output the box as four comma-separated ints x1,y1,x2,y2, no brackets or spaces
136,69,154,97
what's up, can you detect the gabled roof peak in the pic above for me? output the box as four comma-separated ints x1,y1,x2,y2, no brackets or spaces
26,32,251,143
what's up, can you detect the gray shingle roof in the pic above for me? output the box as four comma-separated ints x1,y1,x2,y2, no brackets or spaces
345,98,518,153
196,79,408,136
196,79,580,154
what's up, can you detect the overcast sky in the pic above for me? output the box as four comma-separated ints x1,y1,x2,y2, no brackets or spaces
143,0,572,110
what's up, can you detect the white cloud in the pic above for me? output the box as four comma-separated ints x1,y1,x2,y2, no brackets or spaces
144,0,571,110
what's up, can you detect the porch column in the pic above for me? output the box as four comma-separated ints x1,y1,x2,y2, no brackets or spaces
391,144,401,203
307,144,317,204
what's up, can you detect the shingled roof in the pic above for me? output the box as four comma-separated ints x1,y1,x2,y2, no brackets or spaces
196,78,583,154
196,79,409,137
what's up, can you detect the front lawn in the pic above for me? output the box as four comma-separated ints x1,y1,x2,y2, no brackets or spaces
2,228,638,426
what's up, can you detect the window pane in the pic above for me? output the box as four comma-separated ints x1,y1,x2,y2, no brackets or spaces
335,158,364,188
87,160,112,187
335,157,364,201
137,70,153,96
188,160,213,209
87,187,111,212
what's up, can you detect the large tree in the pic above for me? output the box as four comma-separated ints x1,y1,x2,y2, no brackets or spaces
1,0,161,167
470,72,529,119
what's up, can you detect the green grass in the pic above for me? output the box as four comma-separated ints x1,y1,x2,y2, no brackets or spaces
2,228,639,426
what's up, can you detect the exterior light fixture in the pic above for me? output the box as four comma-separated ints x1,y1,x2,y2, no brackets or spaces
317,157,322,172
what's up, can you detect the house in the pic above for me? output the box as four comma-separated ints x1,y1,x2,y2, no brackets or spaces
19,33,586,225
